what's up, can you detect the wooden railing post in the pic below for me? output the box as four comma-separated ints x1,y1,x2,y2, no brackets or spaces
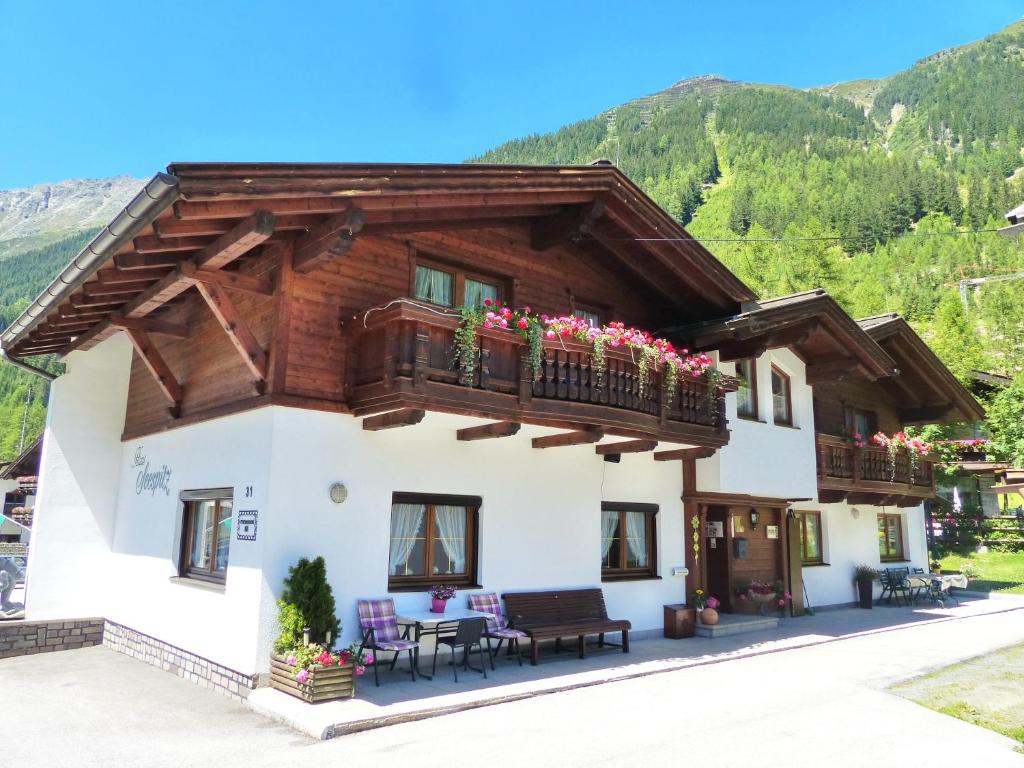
518,347,533,404
412,321,429,388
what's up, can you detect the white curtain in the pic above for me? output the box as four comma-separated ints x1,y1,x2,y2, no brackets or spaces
434,505,467,573
415,266,453,307
389,503,425,576
625,511,648,568
464,279,498,308
601,510,619,560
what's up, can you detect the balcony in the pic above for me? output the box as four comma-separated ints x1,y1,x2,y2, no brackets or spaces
347,300,732,447
816,433,936,506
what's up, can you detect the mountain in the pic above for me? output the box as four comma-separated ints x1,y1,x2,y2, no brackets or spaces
0,176,141,262
473,20,1024,388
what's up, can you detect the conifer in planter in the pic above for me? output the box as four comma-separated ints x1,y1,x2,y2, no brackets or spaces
270,556,370,702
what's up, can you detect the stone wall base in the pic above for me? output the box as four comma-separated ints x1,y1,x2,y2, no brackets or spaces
0,617,104,659
102,620,256,701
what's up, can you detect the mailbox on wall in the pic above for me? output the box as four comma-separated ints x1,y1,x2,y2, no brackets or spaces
733,537,749,559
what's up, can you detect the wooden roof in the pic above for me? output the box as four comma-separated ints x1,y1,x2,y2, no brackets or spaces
857,313,985,424
0,436,41,481
1,162,756,360
677,289,897,385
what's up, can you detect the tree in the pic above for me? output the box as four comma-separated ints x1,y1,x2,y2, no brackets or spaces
986,377,1024,467
926,292,988,386
279,556,340,646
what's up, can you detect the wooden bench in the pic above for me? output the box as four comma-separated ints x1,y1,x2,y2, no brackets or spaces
502,588,631,665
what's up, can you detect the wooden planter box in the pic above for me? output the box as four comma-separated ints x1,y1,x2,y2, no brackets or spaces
269,653,356,703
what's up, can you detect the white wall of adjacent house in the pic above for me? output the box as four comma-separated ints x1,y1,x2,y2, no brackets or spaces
792,502,930,608
696,349,818,501
24,333,132,619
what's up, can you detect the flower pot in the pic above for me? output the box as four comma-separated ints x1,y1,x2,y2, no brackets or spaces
430,597,448,614
857,579,874,609
269,654,356,703
699,607,719,626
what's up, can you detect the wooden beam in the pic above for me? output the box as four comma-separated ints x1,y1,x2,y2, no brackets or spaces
114,253,190,271
532,428,605,449
132,235,208,254
108,313,189,339
293,206,365,274
178,261,274,297
530,200,606,251
267,241,295,394
362,408,426,431
120,269,191,319
193,281,268,383
805,357,863,385
82,280,157,298
123,327,182,411
456,421,521,441
653,447,716,462
95,267,171,284
717,338,768,363
195,210,276,270
595,439,657,455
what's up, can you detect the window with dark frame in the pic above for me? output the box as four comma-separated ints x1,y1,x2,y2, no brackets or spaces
735,358,758,420
601,502,658,580
877,513,904,561
771,365,793,426
388,493,480,590
798,511,824,565
178,489,234,584
412,257,505,309
844,406,878,438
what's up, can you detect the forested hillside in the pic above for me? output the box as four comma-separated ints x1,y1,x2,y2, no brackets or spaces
474,20,1024,388
0,232,93,460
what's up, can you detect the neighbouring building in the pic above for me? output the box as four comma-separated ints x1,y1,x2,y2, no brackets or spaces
0,163,983,694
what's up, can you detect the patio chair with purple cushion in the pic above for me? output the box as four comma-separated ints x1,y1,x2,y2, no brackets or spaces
468,592,526,669
356,598,420,686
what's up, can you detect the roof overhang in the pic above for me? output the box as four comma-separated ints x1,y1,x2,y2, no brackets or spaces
857,314,985,424
1000,202,1024,238
674,289,897,384
0,162,755,361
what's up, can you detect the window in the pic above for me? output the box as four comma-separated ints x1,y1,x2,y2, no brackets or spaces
601,502,657,580
412,257,504,309
735,358,758,420
179,489,233,584
844,407,878,438
388,493,479,589
877,513,904,561
414,265,455,307
798,511,824,565
771,366,793,426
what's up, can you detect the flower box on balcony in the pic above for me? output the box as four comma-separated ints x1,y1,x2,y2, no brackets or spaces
269,653,355,703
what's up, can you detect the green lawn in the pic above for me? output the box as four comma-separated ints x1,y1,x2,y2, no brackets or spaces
891,643,1024,752
939,550,1024,595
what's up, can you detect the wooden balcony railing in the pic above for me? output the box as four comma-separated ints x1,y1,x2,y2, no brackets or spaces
347,300,732,446
816,432,936,501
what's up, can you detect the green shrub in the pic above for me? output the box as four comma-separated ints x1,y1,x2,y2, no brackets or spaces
278,556,341,648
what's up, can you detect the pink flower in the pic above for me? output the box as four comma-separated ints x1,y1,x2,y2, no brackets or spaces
706,596,720,609
777,599,785,607
363,652,374,665
296,668,310,685
285,655,297,667
355,665,366,676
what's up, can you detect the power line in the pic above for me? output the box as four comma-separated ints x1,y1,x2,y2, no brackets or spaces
608,227,1006,243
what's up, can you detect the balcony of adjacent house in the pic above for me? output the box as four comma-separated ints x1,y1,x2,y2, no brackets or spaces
345,299,733,448
815,432,936,506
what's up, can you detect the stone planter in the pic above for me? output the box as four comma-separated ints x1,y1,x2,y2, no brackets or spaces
269,653,355,703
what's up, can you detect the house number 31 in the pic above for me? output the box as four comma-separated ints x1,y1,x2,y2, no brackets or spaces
244,485,253,498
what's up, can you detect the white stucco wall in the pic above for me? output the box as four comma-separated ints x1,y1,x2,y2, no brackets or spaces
257,408,690,668
697,349,817,500
792,502,930,609
25,333,132,619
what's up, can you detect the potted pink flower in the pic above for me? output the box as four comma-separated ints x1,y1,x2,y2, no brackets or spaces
430,584,457,613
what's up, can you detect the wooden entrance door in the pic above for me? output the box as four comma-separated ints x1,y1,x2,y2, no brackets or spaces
705,505,731,611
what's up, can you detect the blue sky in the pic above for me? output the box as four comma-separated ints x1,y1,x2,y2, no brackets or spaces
0,1,1021,189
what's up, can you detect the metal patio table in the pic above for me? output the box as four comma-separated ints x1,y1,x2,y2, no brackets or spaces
397,607,494,680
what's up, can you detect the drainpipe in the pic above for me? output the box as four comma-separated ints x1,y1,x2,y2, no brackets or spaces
0,349,56,381
0,172,180,355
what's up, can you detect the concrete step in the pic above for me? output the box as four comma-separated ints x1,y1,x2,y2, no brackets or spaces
694,613,780,638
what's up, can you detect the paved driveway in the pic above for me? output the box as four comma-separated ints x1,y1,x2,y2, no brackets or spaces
4,606,1024,767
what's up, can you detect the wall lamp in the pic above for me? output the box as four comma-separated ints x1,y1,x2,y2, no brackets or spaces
749,508,760,529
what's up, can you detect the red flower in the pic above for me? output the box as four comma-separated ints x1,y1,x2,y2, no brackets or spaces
484,299,492,306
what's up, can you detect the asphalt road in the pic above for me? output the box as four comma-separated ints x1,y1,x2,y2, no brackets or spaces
5,607,1024,767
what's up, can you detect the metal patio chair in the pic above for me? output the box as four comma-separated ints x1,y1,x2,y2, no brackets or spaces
433,617,488,682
